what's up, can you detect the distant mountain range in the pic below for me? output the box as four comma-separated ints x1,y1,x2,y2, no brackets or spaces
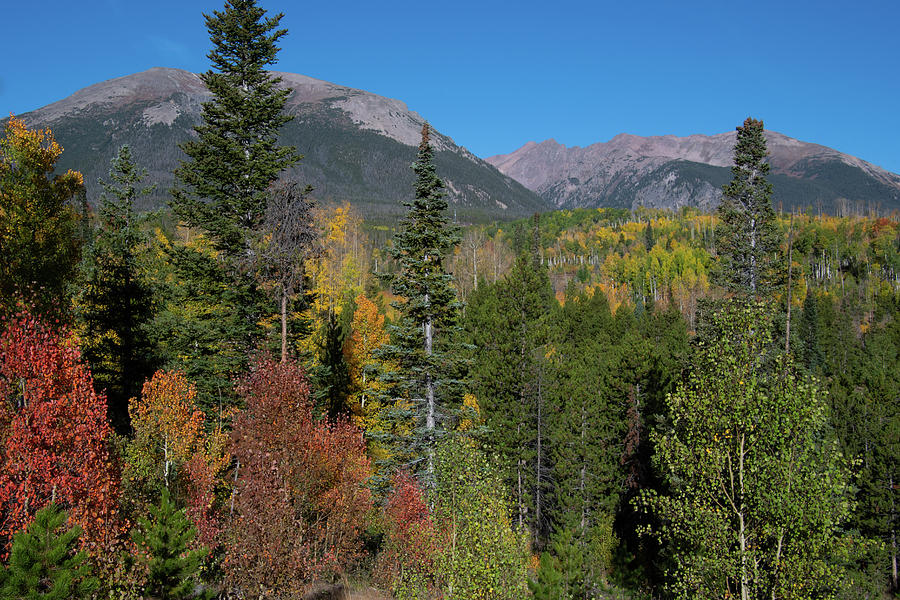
486,133,900,214
11,67,900,219
12,67,546,221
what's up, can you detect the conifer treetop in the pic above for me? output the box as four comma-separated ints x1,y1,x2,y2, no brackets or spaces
172,0,298,259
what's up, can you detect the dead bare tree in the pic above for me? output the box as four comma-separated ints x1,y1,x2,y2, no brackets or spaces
250,180,320,361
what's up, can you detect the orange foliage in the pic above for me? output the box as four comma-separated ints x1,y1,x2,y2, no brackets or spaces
126,370,205,496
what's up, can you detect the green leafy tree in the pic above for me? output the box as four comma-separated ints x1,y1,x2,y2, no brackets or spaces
167,0,299,406
0,504,98,599
130,490,209,600
713,117,783,296
75,145,156,432
378,123,465,485
643,300,853,600
432,438,529,600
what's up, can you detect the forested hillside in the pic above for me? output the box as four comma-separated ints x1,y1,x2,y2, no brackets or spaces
0,2,897,599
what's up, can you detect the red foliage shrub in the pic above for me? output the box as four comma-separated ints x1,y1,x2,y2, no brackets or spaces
224,357,373,594
374,471,441,589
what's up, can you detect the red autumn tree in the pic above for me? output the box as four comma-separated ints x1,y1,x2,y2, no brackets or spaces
0,311,120,557
224,357,373,595
374,471,441,593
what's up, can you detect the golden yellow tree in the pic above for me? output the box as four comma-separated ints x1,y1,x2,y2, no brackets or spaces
0,116,84,313
345,293,389,418
125,370,205,508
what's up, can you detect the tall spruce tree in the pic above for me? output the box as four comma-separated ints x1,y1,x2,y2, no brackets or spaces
172,0,297,257
75,145,156,433
167,0,299,404
713,117,783,296
548,287,623,595
378,123,464,486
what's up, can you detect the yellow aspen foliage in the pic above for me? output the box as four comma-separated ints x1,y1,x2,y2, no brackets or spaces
125,370,206,507
457,393,482,432
343,293,401,466
0,116,84,312
306,202,370,316
345,293,389,414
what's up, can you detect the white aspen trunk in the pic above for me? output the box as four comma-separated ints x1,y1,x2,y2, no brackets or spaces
580,401,587,531
739,433,749,600
517,422,525,529
229,459,240,516
472,243,478,291
750,215,758,294
424,290,435,481
164,434,170,490
281,291,288,363
785,214,794,356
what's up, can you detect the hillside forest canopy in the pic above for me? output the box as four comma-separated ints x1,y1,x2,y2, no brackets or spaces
0,1,898,599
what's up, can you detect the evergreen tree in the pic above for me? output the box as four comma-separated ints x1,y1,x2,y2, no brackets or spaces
75,145,156,432
464,247,555,545
643,219,654,252
172,0,297,258
798,289,823,372
713,117,783,296
131,490,209,600
378,123,464,486
0,504,98,599
166,0,299,405
317,309,352,419
548,287,622,594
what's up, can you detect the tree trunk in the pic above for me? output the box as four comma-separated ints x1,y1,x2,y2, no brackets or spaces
281,290,288,363
424,292,435,481
785,213,794,357
535,369,543,542
739,433,749,600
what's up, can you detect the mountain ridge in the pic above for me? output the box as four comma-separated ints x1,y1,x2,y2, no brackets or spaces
486,132,900,213
13,67,547,221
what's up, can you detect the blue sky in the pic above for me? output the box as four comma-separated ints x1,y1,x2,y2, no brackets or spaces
2,0,898,173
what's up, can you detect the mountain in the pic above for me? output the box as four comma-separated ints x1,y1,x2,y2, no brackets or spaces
486,132,900,214
13,67,547,222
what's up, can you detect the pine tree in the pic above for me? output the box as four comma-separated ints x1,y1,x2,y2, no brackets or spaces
464,245,555,545
166,0,299,405
1,504,98,599
75,145,156,433
378,123,464,486
548,287,622,594
131,490,209,600
713,117,783,296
